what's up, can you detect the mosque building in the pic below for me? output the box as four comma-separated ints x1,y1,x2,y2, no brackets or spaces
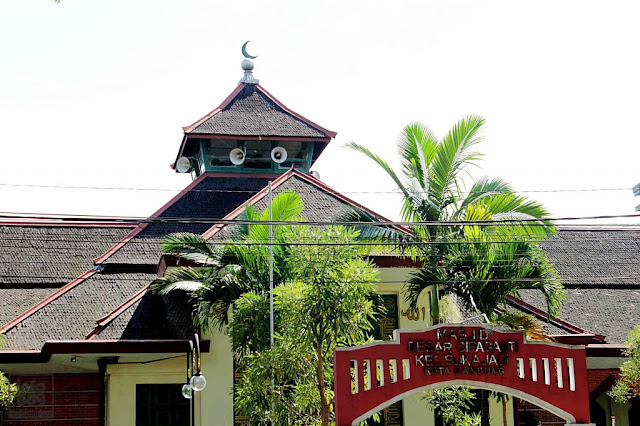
0,47,638,426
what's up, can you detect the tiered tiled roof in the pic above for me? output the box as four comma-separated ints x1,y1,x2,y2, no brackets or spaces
0,169,399,351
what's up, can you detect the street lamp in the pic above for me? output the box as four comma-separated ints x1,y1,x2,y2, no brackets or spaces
190,334,207,391
183,334,206,399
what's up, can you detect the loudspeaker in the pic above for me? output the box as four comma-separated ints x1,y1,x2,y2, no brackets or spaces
176,156,192,173
230,148,246,165
271,146,288,164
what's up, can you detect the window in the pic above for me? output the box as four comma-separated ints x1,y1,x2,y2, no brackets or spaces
136,384,189,426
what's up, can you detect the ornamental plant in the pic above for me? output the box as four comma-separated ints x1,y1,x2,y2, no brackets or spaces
609,324,640,403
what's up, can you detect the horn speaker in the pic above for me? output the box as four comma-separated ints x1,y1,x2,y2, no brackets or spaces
230,148,246,165
176,156,192,173
271,146,288,164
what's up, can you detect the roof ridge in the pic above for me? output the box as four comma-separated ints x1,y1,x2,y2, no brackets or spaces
255,85,337,138
181,83,336,138
0,221,138,228
556,226,640,231
201,168,298,239
182,84,247,133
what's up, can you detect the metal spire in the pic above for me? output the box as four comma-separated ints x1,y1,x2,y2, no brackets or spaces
239,41,259,85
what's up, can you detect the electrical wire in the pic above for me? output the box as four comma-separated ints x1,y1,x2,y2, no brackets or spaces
0,182,634,195
1,275,639,284
1,212,639,226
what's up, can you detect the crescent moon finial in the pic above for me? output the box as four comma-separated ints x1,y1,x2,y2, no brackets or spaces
242,41,258,59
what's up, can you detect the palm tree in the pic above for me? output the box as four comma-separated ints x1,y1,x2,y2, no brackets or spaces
346,116,562,323
349,116,565,426
151,191,304,331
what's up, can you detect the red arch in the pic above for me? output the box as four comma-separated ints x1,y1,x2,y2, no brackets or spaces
334,325,590,425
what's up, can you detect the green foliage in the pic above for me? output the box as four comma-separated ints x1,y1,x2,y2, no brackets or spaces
0,372,19,411
609,324,640,403
154,193,381,424
408,228,565,320
347,117,560,326
230,226,382,425
423,386,480,426
152,191,304,331
0,336,19,411
350,117,563,425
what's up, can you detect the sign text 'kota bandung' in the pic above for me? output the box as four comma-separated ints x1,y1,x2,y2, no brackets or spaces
407,328,518,376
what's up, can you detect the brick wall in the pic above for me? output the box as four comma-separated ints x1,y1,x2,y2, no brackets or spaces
516,369,621,426
517,399,566,425
2,374,101,426
588,368,620,393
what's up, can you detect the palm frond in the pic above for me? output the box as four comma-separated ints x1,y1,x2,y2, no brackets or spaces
456,176,513,216
430,115,485,210
151,280,204,295
160,232,221,266
396,122,439,191
151,266,209,294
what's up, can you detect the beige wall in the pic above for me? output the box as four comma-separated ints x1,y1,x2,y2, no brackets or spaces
106,356,197,426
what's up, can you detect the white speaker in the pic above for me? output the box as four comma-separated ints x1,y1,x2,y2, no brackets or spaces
230,148,246,165
271,146,288,164
176,156,192,173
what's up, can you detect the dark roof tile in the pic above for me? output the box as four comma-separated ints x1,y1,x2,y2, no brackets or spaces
3,273,155,350
104,176,271,265
517,288,640,344
0,288,58,327
96,291,194,340
0,226,133,285
189,85,328,138
541,229,640,287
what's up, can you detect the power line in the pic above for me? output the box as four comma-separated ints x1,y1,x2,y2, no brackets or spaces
1,212,639,226
1,275,639,284
0,182,634,195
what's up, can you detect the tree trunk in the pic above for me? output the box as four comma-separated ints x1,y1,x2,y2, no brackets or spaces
502,397,508,426
480,390,490,426
315,345,330,426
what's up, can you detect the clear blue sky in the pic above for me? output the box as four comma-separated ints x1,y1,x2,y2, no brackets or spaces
1,0,639,224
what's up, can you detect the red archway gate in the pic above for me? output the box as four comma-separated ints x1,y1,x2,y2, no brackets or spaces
334,325,592,425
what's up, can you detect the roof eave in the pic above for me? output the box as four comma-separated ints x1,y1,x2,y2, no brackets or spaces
0,339,211,364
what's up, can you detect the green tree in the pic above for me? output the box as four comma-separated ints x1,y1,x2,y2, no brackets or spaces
346,116,560,323
349,117,564,426
0,336,19,411
153,193,382,425
609,324,640,403
230,226,381,425
423,386,480,426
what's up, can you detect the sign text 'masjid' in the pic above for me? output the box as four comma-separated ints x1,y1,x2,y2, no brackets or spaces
407,328,518,376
